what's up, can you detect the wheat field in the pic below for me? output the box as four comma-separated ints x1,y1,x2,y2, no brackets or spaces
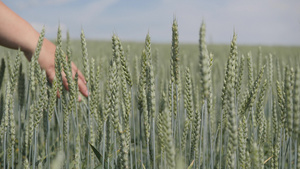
0,20,300,169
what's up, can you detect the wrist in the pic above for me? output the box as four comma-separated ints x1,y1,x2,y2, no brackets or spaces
21,33,41,61
38,39,56,70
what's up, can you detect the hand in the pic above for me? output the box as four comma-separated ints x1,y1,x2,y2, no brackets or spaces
37,38,88,101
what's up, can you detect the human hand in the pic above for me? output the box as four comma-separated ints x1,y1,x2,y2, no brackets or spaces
36,38,88,101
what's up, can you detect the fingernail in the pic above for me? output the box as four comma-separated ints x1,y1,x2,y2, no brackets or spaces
78,95,82,102
85,90,89,96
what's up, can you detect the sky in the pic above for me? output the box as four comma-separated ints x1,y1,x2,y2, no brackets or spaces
3,0,300,45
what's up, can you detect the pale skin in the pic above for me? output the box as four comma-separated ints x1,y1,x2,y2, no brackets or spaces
0,1,88,99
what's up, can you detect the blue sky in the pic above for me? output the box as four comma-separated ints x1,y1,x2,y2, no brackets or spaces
3,0,300,45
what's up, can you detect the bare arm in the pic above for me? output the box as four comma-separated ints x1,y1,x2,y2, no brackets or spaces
0,1,39,59
0,1,88,98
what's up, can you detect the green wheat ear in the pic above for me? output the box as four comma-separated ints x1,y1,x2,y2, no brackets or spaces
109,59,120,133
33,27,45,79
184,67,194,122
33,70,47,128
247,52,254,90
66,30,72,61
256,80,267,143
117,38,132,148
190,109,201,162
276,80,285,129
268,54,273,86
182,67,194,151
144,33,156,120
284,66,294,136
238,115,247,169
170,18,181,119
199,21,210,100
239,65,265,116
171,18,180,89
29,27,45,96
81,29,89,83
221,33,238,132
1,81,11,136
162,108,175,169
236,54,245,98
118,37,132,87
138,50,150,144
226,73,237,169
9,49,21,95
293,68,300,138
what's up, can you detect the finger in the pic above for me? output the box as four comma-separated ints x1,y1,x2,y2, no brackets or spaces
56,90,61,98
45,68,62,99
62,71,88,99
45,68,55,84
78,78,89,97
76,69,86,84
78,94,82,102
60,75,84,101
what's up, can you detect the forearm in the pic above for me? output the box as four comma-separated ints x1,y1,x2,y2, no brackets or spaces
0,1,40,60
0,1,88,97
